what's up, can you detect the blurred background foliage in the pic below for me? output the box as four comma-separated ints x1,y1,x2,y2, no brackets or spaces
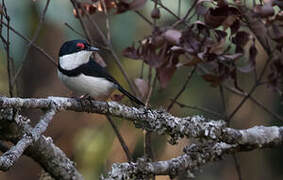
0,0,282,180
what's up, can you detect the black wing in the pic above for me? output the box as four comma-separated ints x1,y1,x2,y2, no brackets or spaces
62,58,145,106
80,58,118,84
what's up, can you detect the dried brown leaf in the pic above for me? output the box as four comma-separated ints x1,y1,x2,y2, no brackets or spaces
123,46,141,59
151,7,160,19
230,19,240,35
196,0,212,16
156,55,178,88
209,37,226,55
94,53,107,67
116,1,130,13
249,40,257,67
134,78,149,98
204,7,228,28
163,29,182,45
202,74,222,87
254,3,274,17
232,31,250,53
219,53,243,61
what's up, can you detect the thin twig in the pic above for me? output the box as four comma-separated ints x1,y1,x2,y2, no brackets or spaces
1,0,13,97
219,85,227,121
228,55,272,121
173,100,224,118
106,115,132,161
134,10,154,26
145,74,157,106
0,20,57,66
167,66,196,111
70,0,92,42
13,0,50,86
224,85,283,122
0,108,56,171
172,0,198,28
101,0,111,42
178,0,181,17
6,18,12,97
232,154,243,180
219,82,243,179
64,22,86,38
154,0,180,20
144,75,157,174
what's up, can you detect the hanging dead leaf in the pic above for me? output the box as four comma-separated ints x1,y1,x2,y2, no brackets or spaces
254,3,274,17
268,24,283,42
94,53,107,67
183,57,203,66
204,7,228,28
230,19,240,35
151,7,160,19
232,31,250,53
123,45,141,59
249,39,257,67
162,29,182,45
196,0,212,16
134,78,149,98
219,53,243,61
202,74,222,87
116,1,130,13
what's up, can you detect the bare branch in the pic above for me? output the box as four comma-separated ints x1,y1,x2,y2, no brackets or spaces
106,115,133,161
13,0,51,84
102,131,283,179
0,107,56,171
0,96,282,146
0,96,226,143
0,108,83,179
0,20,57,66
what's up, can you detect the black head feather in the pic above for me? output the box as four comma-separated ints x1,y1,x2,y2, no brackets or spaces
59,39,88,57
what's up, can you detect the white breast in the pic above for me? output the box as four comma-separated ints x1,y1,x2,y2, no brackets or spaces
58,70,116,100
59,51,92,70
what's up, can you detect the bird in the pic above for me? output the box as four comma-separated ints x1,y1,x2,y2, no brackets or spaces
57,39,144,106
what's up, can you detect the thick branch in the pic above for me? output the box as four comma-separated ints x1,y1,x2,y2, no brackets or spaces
0,108,56,170
1,96,282,179
0,96,226,143
102,130,283,179
0,96,282,146
0,108,83,179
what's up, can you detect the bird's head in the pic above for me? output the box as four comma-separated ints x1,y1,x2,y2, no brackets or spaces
58,40,99,70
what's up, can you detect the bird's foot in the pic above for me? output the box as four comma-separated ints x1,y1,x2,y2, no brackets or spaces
78,94,95,113
111,94,125,102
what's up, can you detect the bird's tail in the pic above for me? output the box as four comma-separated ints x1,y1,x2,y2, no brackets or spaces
117,85,145,106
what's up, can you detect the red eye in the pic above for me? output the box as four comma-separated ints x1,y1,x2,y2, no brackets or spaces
76,43,85,49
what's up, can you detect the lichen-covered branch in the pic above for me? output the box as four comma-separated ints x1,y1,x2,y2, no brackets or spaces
0,96,227,143
0,96,282,179
0,108,83,179
0,107,56,171
0,96,282,146
102,132,283,180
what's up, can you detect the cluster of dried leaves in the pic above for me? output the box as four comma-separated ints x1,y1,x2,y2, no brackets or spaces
122,0,283,95
73,0,283,95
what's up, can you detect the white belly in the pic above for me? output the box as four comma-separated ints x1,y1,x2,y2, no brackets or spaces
58,70,116,100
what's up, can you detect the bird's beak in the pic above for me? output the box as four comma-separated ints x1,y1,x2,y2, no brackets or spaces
87,46,99,51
